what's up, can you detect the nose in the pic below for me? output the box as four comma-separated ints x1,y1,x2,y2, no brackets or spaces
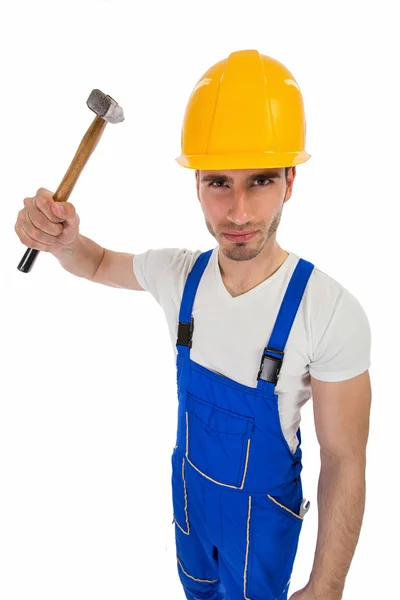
227,188,255,225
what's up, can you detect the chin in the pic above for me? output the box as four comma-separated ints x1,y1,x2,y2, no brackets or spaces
221,243,263,262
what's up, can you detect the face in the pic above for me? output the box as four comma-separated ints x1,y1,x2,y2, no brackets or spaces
196,167,295,262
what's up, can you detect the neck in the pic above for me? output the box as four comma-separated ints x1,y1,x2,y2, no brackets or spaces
217,239,289,296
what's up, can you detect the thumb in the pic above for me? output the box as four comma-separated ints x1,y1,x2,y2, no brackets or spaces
51,202,66,217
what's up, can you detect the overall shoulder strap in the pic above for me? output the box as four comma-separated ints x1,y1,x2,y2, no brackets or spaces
257,258,315,387
176,249,213,350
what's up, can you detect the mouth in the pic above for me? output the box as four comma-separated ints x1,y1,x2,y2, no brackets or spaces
222,231,258,243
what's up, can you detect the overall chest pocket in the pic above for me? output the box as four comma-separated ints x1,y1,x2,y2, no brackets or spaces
185,392,254,489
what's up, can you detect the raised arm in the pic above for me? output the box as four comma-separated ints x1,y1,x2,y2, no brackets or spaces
15,187,145,291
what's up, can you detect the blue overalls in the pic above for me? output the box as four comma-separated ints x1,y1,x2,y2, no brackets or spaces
172,249,315,600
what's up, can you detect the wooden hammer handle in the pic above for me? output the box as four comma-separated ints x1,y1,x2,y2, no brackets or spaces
17,115,107,273
53,115,107,203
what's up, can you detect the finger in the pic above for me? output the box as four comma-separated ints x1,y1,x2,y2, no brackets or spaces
32,189,80,230
24,210,64,245
24,198,64,236
18,224,54,252
20,211,62,244
28,188,65,224
55,228,79,246
50,201,80,229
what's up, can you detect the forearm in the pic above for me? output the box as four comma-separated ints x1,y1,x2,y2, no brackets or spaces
308,455,366,599
52,233,105,280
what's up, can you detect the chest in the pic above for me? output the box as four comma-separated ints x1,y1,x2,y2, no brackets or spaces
186,298,311,391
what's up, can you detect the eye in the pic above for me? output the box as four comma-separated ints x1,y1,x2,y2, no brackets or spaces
253,178,272,186
207,178,272,188
208,180,227,187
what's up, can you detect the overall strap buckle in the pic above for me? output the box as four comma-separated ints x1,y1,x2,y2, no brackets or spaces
257,347,284,385
176,318,194,348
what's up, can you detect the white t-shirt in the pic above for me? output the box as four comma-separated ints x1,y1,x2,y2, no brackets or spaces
133,246,371,454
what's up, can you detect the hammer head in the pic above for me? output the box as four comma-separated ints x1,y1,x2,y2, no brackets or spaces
86,89,124,124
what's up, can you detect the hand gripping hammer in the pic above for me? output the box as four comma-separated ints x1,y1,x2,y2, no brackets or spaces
17,89,124,273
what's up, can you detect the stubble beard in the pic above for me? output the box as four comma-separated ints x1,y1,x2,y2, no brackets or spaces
205,207,283,262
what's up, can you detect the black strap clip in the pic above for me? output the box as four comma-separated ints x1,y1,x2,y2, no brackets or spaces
257,347,284,384
176,318,194,349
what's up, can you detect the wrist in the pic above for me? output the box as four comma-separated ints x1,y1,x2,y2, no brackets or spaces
51,234,81,258
307,580,343,600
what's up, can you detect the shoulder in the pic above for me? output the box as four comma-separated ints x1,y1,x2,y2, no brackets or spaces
134,247,203,282
300,258,371,381
307,260,369,325
133,247,206,304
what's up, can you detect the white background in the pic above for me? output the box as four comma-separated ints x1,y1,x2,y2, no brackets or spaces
1,0,398,598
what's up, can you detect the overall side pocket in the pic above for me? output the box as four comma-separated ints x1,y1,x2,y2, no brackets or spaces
247,481,304,599
171,449,190,535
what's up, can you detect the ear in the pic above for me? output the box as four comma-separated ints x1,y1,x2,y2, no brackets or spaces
195,170,200,200
284,166,296,203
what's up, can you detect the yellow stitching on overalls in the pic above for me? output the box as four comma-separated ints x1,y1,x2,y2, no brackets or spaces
279,577,292,598
182,458,190,533
174,517,189,535
240,438,251,488
186,411,189,456
267,494,304,520
174,458,190,534
185,412,251,490
177,557,219,583
243,496,252,600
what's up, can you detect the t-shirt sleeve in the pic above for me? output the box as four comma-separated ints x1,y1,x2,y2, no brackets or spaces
309,287,371,382
133,247,201,307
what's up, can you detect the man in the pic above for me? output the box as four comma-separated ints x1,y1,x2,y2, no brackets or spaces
15,50,372,600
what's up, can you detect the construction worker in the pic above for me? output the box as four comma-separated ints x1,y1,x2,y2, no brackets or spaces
15,50,372,600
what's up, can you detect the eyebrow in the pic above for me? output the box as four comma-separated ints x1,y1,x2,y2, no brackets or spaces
200,170,282,184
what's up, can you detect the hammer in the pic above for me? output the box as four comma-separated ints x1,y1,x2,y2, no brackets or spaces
17,89,124,273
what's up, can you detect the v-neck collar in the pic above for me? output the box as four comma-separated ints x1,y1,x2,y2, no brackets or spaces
212,246,298,303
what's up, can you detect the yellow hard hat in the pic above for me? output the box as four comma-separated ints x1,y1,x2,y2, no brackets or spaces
176,49,311,170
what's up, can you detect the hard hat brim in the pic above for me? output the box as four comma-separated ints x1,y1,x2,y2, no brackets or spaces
175,151,311,170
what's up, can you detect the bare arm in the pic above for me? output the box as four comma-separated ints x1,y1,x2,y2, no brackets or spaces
53,234,145,290
305,370,372,599
52,233,104,279
15,188,145,291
